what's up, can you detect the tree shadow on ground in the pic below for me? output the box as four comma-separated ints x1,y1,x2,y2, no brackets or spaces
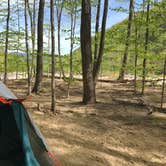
45,128,166,166
10,79,166,165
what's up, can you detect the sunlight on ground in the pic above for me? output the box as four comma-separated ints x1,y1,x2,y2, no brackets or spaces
7,79,166,166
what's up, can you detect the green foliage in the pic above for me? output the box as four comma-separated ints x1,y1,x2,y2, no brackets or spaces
0,0,165,80
0,52,26,73
71,1,166,77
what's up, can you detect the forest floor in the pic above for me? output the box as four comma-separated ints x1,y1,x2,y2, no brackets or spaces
7,77,166,166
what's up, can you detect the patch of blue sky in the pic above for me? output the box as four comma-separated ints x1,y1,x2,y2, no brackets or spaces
0,0,143,54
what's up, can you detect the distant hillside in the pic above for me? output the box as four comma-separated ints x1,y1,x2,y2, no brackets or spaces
72,5,166,77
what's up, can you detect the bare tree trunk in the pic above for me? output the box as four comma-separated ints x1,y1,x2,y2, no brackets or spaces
27,0,36,79
118,0,134,81
141,1,150,95
50,0,56,112
47,26,51,77
32,0,45,93
48,25,51,54
57,19,65,78
134,25,138,94
94,0,101,63
133,0,145,94
16,0,20,80
161,55,166,109
4,0,10,84
81,0,96,104
67,0,77,98
32,0,36,77
93,0,108,85
56,0,65,79
45,24,51,77
25,0,31,94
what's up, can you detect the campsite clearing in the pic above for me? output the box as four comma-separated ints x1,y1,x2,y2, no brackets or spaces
8,78,166,166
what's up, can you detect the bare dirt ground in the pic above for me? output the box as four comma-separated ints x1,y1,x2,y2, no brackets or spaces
7,78,166,166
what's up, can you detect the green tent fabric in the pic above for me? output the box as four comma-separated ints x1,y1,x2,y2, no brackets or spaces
0,103,25,165
0,99,59,166
11,101,40,166
0,81,60,166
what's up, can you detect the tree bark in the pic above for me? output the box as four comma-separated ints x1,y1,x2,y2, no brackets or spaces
16,0,20,80
27,0,36,79
93,0,108,85
25,0,31,94
56,0,65,79
141,0,150,95
67,0,77,97
32,0,45,93
134,25,138,94
81,0,96,104
133,0,145,94
4,0,10,84
118,0,134,81
50,0,56,112
93,0,101,64
161,55,166,109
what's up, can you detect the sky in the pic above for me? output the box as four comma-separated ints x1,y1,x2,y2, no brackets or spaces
0,0,143,55
46,0,131,54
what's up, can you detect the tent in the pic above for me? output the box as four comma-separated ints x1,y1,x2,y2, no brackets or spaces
0,81,61,166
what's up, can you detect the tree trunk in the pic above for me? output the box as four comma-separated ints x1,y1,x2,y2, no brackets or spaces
50,0,56,112
93,0,108,85
161,55,166,109
57,19,65,78
56,0,65,79
118,0,134,81
93,0,101,63
32,0,36,77
133,0,145,95
27,0,36,79
25,0,31,94
67,0,77,98
81,0,96,104
141,1,150,95
48,25,51,54
4,0,10,84
32,0,45,93
16,0,20,80
134,25,138,95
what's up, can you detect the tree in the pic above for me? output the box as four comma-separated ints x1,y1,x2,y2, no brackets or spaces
155,0,166,108
133,0,145,94
24,0,31,94
81,0,96,104
141,0,150,95
4,0,10,83
93,0,108,85
80,0,108,104
94,0,101,63
16,0,20,80
133,13,139,94
118,0,134,81
27,0,37,78
161,54,166,109
50,0,56,112
67,0,77,97
55,0,65,79
32,0,45,93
